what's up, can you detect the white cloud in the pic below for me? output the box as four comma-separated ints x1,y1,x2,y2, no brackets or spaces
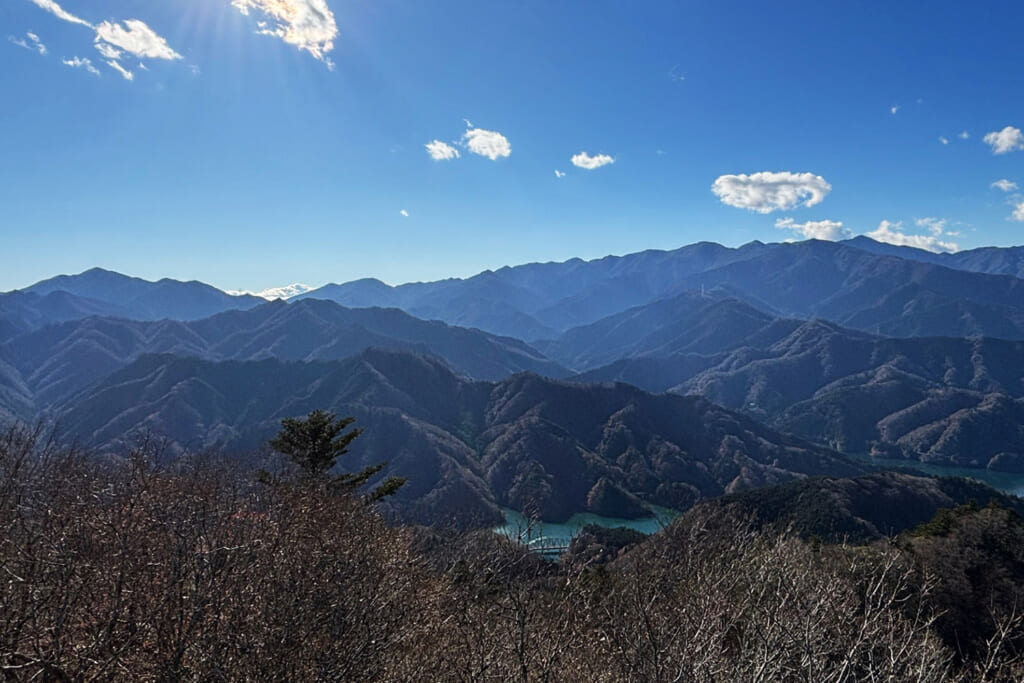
571,152,614,170
27,0,92,28
425,140,460,161
231,0,338,67
984,126,1024,154
992,179,1018,193
94,41,122,60
106,59,133,80
399,209,409,217
939,136,949,145
775,218,850,241
228,284,314,300
27,31,45,54
959,131,970,140
712,171,832,214
554,170,566,178
95,20,181,60
462,127,511,160
865,220,959,253
1013,202,1024,222
915,217,948,236
62,56,99,75
26,1,181,78
890,105,900,115
10,31,47,54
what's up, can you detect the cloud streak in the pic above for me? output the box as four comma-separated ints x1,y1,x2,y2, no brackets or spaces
571,152,615,170
866,220,959,253
62,55,99,75
775,218,850,241
713,172,831,214
9,31,47,55
231,0,338,67
992,179,1018,192
106,59,133,80
28,0,92,28
25,0,181,79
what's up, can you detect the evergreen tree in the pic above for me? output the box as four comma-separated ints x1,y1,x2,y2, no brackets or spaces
268,409,405,500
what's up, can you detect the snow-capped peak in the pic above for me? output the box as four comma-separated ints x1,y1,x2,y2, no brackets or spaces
227,283,314,300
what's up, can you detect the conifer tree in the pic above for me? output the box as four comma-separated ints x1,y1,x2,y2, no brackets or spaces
268,409,405,500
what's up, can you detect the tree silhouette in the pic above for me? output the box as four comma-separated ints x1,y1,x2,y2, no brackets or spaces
268,410,405,500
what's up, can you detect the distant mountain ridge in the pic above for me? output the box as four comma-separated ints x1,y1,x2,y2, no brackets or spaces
842,236,1024,279
9,238,1024,343
1,268,263,334
297,238,1024,343
0,298,568,421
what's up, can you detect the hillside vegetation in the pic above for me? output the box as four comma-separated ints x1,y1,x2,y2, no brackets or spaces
3,426,1024,681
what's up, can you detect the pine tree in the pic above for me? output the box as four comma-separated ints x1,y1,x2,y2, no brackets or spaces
268,409,405,500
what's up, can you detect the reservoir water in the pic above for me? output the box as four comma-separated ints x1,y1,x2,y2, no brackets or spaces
495,459,1024,551
495,505,678,549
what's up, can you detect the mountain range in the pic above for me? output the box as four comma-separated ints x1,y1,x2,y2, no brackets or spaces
0,297,567,420
4,236,1024,522
0,268,263,336
297,238,1024,342
559,294,1024,469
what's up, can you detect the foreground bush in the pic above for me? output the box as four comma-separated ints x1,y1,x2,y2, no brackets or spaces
2,425,1023,681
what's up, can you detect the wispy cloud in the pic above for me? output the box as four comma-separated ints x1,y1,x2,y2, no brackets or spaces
866,220,959,253
959,131,970,140
231,0,338,68
9,31,47,55
890,105,900,115
1013,201,1024,222
712,172,831,214
425,140,460,161
915,217,952,237
462,127,511,160
28,0,91,28
25,0,181,80
984,126,1024,154
992,179,1018,193
554,170,566,178
62,55,99,75
106,59,133,80
94,41,121,60
95,20,181,61
399,209,409,218
571,152,614,170
775,218,850,241
939,136,949,145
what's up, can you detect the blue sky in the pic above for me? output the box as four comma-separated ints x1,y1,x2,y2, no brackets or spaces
2,0,1023,293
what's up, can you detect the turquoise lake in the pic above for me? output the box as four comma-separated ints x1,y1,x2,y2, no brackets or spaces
494,458,1024,550
495,505,679,548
